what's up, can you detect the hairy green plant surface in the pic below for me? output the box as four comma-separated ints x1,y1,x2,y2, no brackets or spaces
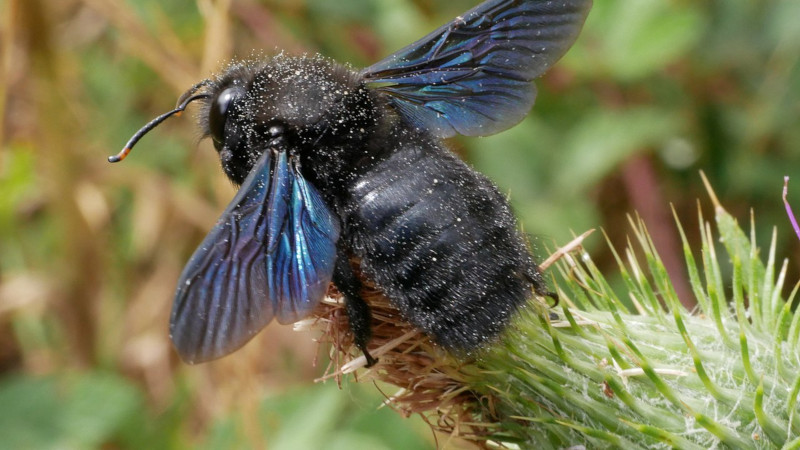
475,183,800,448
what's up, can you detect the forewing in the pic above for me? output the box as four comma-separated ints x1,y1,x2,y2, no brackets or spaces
170,150,340,364
362,0,592,138
268,151,341,324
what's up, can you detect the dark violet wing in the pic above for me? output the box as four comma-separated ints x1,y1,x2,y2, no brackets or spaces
170,150,340,364
361,0,592,138
267,151,341,324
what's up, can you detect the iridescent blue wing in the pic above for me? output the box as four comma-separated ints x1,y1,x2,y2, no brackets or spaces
266,151,341,324
170,150,340,364
361,0,592,138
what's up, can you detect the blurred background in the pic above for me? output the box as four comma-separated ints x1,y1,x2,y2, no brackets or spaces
1,0,799,448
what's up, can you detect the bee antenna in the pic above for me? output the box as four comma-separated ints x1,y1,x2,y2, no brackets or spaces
108,85,211,163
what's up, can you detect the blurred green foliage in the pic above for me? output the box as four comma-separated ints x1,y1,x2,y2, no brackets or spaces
0,0,798,448
0,372,429,449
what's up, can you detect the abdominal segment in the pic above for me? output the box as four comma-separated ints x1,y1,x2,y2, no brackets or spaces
345,141,539,352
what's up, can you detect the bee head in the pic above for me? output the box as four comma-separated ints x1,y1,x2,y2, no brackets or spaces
200,55,377,185
109,54,379,186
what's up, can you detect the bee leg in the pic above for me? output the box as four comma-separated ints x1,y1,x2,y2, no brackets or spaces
333,254,378,367
524,269,558,306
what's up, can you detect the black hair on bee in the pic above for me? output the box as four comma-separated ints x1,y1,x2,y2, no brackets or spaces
110,0,592,366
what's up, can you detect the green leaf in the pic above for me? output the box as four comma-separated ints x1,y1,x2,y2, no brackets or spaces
588,1,705,81
0,372,143,450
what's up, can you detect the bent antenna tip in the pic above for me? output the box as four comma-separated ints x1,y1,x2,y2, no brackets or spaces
108,148,130,163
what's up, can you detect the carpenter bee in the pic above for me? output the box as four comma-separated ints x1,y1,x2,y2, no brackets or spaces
111,0,592,365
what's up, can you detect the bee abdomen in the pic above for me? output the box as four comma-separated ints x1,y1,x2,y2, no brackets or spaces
347,141,540,352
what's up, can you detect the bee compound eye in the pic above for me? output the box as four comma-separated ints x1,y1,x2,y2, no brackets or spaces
208,86,245,145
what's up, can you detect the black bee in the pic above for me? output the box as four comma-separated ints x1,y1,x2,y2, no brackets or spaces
111,0,592,365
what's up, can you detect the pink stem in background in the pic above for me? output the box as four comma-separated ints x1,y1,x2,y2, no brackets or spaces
622,156,695,310
783,176,800,241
